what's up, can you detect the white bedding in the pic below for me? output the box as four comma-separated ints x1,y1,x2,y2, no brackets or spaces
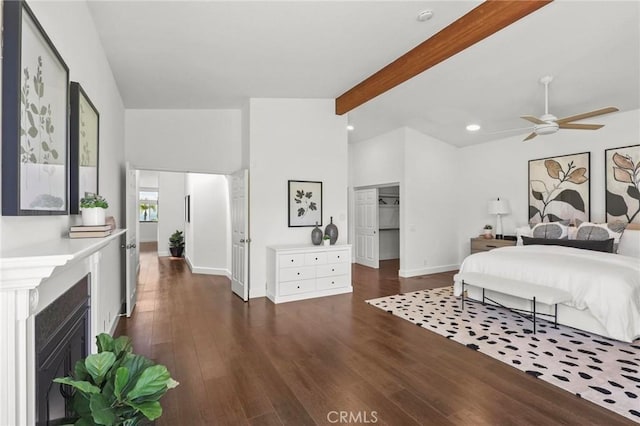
454,245,640,342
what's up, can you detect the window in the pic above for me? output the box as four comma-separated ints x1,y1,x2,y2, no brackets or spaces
139,190,158,222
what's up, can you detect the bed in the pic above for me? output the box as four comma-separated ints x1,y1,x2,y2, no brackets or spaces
453,228,640,343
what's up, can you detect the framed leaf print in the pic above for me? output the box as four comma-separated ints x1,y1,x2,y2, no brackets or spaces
605,144,640,225
1,0,70,215
70,82,100,214
528,152,590,224
288,180,322,227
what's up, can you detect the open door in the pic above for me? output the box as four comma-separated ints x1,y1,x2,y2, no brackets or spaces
231,169,250,301
125,162,139,317
355,187,379,268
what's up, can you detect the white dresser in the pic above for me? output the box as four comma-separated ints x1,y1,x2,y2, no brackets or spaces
266,244,352,303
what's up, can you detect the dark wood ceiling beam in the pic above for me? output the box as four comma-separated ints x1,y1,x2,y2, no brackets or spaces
335,0,553,115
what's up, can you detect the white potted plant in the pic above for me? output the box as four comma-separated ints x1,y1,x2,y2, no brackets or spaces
80,193,108,226
323,235,331,246
483,224,493,239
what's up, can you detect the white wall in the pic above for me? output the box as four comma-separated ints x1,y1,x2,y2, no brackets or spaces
157,172,185,256
125,109,242,174
184,173,229,275
456,109,640,260
402,128,459,276
249,98,348,298
139,223,158,242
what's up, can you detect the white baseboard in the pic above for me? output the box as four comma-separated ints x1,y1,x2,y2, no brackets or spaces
399,264,459,278
190,266,231,276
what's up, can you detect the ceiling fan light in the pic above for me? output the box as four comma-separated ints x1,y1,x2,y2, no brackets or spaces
534,122,559,135
466,124,481,132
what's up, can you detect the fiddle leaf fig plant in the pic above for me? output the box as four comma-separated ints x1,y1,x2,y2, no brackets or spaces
54,333,178,425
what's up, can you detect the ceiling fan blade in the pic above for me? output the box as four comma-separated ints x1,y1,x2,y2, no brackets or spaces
556,107,619,124
521,115,546,125
523,132,538,141
558,123,604,130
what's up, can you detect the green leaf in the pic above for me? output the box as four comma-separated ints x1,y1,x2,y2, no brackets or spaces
531,190,544,201
114,367,130,400
120,354,154,395
126,401,162,421
26,110,35,127
606,190,628,217
113,336,133,357
74,418,93,426
29,154,37,163
28,127,38,138
74,360,89,381
85,352,116,385
30,103,39,115
51,149,59,159
551,189,585,212
20,128,26,136
97,333,114,353
297,207,305,217
53,377,100,395
127,365,171,401
42,141,50,151
73,392,92,418
89,394,116,425
40,105,47,115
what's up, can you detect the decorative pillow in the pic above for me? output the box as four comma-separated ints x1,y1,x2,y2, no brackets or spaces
522,236,614,253
576,222,627,252
531,222,569,239
515,225,533,246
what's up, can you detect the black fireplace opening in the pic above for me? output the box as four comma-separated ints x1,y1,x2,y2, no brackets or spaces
35,275,90,426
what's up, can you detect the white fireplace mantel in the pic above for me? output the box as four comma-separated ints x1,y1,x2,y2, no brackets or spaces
0,229,126,426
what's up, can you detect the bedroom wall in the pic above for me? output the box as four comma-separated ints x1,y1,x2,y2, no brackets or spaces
456,108,640,261
124,109,242,174
249,98,348,298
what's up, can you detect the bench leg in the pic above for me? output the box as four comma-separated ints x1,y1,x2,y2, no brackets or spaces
554,303,558,329
461,280,465,310
482,288,485,306
532,297,536,334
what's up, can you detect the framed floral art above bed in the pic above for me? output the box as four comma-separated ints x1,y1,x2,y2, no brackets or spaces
605,144,640,225
528,152,590,224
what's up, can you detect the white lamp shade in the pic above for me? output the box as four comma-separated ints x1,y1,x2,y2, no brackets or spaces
488,199,510,215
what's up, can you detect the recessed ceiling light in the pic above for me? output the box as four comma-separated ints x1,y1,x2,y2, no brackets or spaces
466,124,481,132
346,124,355,131
417,10,433,22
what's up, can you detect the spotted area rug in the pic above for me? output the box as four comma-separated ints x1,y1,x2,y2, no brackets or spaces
366,287,640,422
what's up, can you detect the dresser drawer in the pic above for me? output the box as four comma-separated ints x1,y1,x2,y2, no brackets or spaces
316,262,350,278
305,252,327,265
279,253,305,268
279,266,316,282
279,279,316,296
327,250,349,263
470,238,515,253
316,275,350,291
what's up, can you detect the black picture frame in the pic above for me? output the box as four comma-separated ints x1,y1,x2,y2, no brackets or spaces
605,144,640,225
1,0,70,215
288,180,322,227
528,152,590,224
70,82,100,214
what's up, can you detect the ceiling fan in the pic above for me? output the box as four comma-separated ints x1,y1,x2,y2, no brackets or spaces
517,75,618,141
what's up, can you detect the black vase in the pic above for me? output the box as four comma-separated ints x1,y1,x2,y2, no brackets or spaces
324,216,338,245
311,222,323,245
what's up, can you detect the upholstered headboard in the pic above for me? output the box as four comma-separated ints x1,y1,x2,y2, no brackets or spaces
618,229,640,258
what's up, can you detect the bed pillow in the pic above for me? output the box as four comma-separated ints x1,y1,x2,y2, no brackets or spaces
531,222,569,239
522,236,614,253
515,225,533,246
576,222,626,252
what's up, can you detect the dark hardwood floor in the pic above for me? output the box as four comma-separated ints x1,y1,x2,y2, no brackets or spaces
115,246,633,425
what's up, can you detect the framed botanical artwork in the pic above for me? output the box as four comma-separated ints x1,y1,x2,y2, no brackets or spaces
1,1,70,215
528,152,590,224
288,180,322,227
70,82,100,214
605,144,640,225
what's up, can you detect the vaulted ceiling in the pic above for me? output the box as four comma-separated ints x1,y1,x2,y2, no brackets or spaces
88,1,640,147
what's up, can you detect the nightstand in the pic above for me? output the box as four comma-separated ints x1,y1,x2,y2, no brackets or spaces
470,237,516,254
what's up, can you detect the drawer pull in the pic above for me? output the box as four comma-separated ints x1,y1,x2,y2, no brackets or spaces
486,245,497,248
290,259,294,262
331,268,335,272
332,281,335,284
337,255,340,259
297,285,300,289
315,257,318,260
297,272,300,275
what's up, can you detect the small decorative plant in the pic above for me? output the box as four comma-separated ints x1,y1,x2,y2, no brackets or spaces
483,224,493,230
169,230,185,257
80,193,108,209
483,224,493,239
323,234,331,245
54,333,178,425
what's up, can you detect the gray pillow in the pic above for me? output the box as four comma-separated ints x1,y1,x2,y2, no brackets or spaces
532,222,568,239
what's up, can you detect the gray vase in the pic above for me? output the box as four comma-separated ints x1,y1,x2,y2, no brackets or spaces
311,222,323,245
324,216,338,245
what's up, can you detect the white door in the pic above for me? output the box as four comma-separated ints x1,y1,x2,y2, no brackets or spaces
355,188,379,268
125,162,139,317
231,169,250,301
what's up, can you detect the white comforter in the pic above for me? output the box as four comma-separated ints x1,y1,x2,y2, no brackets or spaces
454,245,640,342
